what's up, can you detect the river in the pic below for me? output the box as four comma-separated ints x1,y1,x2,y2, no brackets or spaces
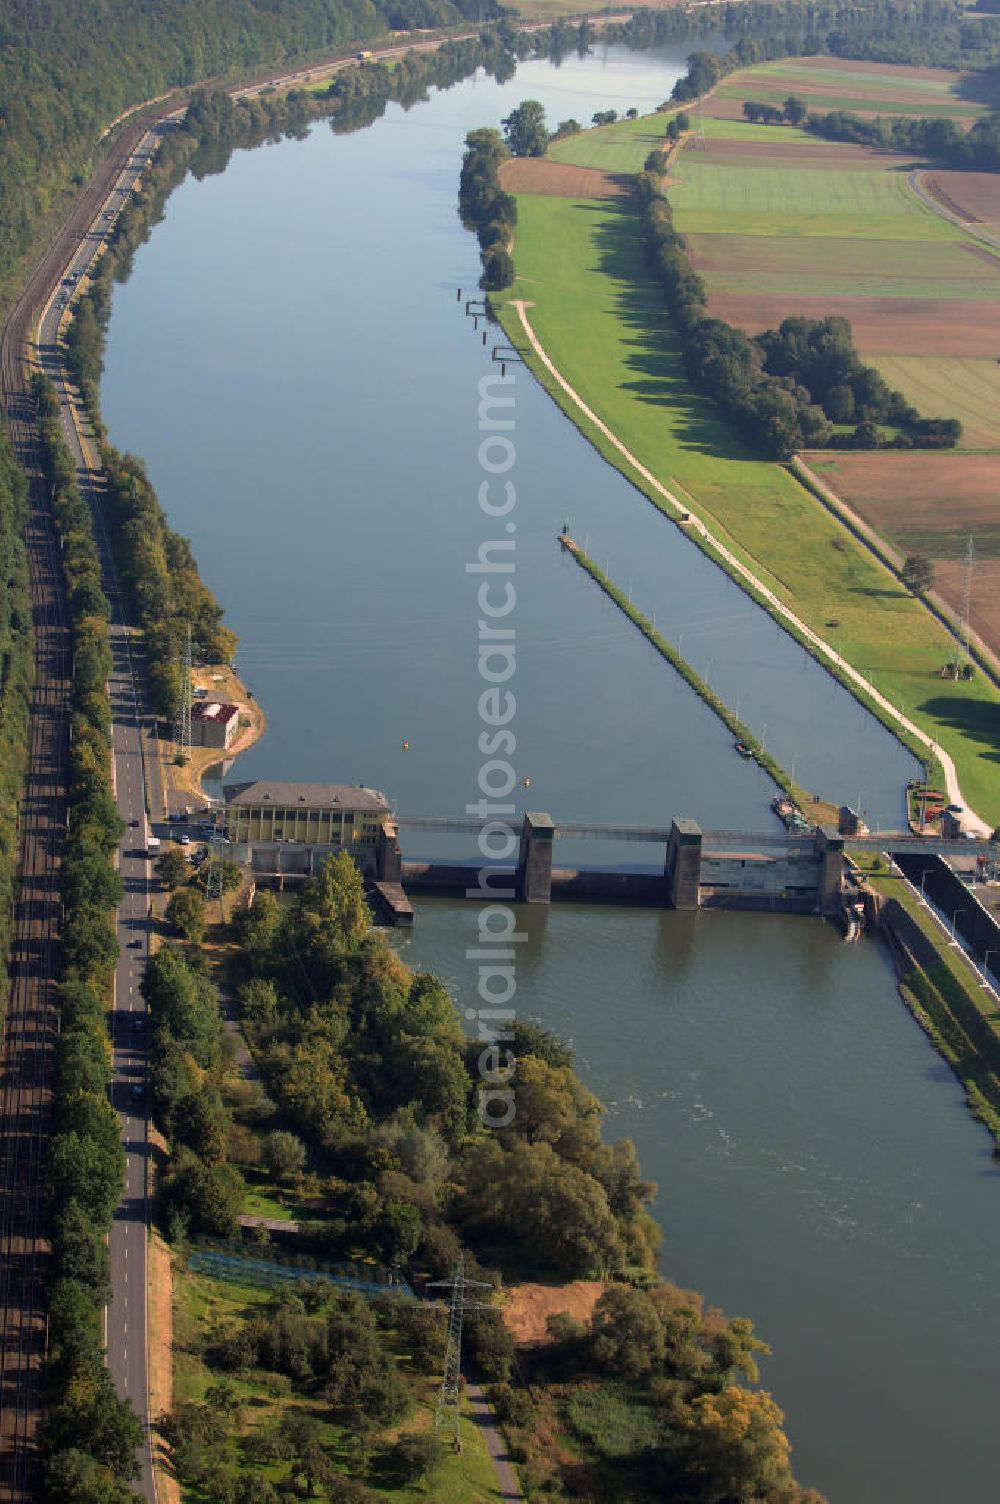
99,38,999,1503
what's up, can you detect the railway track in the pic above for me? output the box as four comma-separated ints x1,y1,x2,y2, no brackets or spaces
0,329,71,1500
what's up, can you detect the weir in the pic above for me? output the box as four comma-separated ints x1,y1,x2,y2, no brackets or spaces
223,813,989,922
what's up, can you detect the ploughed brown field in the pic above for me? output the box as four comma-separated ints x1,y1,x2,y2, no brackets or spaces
697,137,919,171
706,96,978,126
924,170,1000,226
685,232,999,281
499,158,629,198
709,292,1000,357
807,451,1000,655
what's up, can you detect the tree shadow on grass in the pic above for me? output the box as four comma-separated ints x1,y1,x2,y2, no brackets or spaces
917,694,1000,764
569,196,760,465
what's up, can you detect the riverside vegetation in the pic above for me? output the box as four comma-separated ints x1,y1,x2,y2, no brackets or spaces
146,851,824,1503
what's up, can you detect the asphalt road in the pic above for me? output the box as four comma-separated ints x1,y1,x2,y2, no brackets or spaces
36,137,162,1503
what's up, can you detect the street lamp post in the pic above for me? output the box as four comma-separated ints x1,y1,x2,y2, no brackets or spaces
983,950,998,989
919,868,934,902
951,908,967,943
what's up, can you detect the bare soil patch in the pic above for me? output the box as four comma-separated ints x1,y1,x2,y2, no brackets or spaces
936,557,1000,657
686,233,998,282
807,450,1000,654
924,170,1000,226
503,1281,606,1346
500,158,628,198
699,137,918,171
709,291,1000,357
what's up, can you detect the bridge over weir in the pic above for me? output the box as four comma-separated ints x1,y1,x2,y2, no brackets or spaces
229,813,993,919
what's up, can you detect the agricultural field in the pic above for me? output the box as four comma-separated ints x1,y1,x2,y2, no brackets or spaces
549,112,674,174
500,157,628,197
661,55,1000,659
924,168,1000,229
494,183,1000,822
709,54,989,121
806,451,1000,656
870,357,1000,448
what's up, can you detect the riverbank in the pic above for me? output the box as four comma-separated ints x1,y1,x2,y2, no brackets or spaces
490,155,1000,829
162,661,266,816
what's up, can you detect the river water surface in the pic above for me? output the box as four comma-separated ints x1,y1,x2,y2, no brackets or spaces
100,40,999,1502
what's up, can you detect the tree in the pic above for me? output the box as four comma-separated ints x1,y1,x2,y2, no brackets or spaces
43,1448,137,1504
501,99,548,157
156,847,191,890
481,246,515,291
590,1285,665,1378
901,554,935,593
262,1129,307,1183
386,1433,443,1485
165,885,206,940
783,94,808,125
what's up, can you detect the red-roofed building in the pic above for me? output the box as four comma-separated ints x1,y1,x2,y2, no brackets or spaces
190,700,240,750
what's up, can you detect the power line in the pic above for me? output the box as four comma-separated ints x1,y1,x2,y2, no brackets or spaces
428,1255,493,1452
172,622,192,760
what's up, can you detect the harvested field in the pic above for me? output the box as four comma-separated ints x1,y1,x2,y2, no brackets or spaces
872,356,1000,449
806,449,1000,654
685,233,998,281
924,170,1000,227
764,57,976,86
936,557,1000,658
499,158,628,198
698,136,919,171
708,292,1000,357
685,232,1000,301
807,451,1000,531
503,1282,606,1346
707,94,979,124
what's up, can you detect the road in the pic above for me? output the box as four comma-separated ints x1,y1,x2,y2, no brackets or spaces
34,135,163,1501
510,299,993,839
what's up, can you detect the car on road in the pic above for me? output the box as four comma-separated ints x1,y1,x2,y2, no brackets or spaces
178,833,191,846
130,1083,144,1101
129,819,140,828
132,1015,145,1031
128,938,143,949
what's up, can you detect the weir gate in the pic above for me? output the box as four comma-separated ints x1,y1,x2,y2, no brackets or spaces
222,815,986,921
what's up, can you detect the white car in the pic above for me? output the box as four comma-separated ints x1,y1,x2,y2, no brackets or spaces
178,833,191,846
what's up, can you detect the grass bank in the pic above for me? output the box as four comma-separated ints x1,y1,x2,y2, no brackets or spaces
492,181,999,824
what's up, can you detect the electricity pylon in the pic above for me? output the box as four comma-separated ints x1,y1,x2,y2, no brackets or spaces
428,1255,493,1452
173,623,192,759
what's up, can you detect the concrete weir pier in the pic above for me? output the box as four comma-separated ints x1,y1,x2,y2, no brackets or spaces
395,814,853,919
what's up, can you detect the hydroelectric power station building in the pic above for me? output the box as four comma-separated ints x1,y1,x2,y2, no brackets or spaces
222,780,391,851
